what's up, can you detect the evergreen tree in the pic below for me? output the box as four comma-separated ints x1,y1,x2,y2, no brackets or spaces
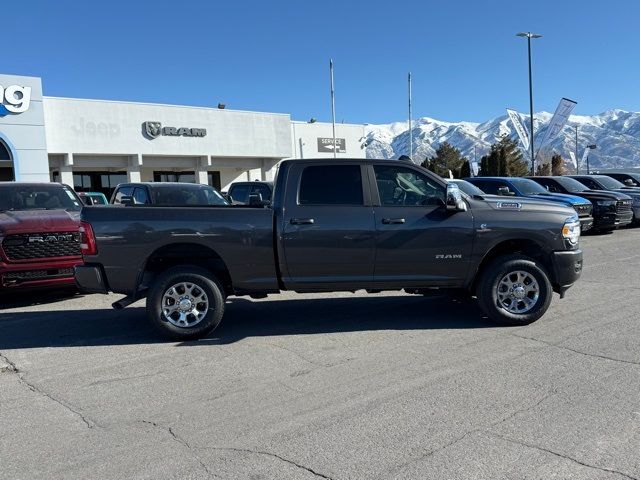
536,162,552,176
423,142,467,178
459,160,471,178
478,136,528,177
551,154,565,176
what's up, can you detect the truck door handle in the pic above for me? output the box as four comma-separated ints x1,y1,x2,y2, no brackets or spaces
382,218,405,224
290,218,315,225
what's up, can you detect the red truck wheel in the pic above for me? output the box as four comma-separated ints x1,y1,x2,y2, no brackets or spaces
147,266,225,340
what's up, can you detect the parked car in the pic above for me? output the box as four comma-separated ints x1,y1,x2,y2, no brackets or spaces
447,179,485,197
76,159,583,340
78,191,108,206
225,181,273,205
110,182,229,206
568,175,640,223
0,183,83,291
600,172,640,188
528,176,633,231
465,177,594,232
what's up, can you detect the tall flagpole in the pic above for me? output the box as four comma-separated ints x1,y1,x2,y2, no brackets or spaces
330,59,337,159
408,72,413,161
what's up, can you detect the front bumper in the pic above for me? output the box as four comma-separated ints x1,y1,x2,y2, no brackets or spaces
74,264,109,294
0,258,82,289
633,206,640,222
593,210,633,229
579,216,594,232
551,249,583,296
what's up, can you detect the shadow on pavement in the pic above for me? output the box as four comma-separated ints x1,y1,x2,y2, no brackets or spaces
0,293,494,350
0,288,81,310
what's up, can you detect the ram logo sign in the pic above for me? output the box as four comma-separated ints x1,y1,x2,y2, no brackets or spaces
435,254,462,259
142,121,207,139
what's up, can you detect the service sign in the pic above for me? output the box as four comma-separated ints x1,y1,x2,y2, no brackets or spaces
0,85,32,116
317,137,346,153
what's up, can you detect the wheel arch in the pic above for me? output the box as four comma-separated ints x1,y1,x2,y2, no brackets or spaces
140,242,233,296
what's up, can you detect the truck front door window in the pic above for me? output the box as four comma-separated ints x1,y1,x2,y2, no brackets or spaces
373,166,444,206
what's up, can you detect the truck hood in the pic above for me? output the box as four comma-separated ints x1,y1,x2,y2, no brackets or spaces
527,192,591,206
579,189,633,201
0,209,81,235
480,195,577,215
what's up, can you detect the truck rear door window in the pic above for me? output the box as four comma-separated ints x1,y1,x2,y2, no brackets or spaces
299,165,363,205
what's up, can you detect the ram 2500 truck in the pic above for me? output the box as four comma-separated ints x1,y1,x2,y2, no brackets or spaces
76,159,583,340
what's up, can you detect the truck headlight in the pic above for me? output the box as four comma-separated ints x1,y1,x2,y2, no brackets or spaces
562,218,581,245
595,199,616,211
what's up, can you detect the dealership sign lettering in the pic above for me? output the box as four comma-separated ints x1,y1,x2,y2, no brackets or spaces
0,85,31,116
143,121,207,139
317,137,346,153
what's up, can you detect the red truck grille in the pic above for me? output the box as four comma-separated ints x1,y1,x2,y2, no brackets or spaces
2,232,81,260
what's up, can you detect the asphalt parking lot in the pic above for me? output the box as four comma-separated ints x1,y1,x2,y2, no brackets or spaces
1,229,639,480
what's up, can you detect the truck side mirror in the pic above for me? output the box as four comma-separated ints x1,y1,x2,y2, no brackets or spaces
446,184,467,212
120,195,134,206
497,186,514,196
222,193,233,203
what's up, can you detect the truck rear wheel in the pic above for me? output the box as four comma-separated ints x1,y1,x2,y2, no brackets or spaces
477,254,552,326
147,266,225,340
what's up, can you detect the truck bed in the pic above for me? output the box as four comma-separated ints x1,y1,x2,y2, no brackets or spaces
81,205,279,295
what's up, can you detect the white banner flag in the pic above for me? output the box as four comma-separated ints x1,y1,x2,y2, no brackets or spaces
569,152,577,168
580,147,590,167
539,98,577,148
506,109,530,151
471,161,479,176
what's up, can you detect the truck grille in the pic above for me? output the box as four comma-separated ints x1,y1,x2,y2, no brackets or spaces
2,232,81,260
574,203,592,217
616,200,632,213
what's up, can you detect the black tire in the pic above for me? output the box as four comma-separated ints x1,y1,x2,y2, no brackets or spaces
476,254,552,326
147,266,225,340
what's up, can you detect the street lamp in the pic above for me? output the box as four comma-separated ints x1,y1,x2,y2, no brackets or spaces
586,144,597,174
516,32,543,175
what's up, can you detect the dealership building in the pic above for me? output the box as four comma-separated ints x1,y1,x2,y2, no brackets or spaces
0,73,367,196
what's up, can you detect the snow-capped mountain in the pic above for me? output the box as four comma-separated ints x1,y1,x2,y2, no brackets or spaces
364,110,640,169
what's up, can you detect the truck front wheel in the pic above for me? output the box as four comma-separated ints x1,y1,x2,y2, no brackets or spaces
477,254,552,326
147,266,225,340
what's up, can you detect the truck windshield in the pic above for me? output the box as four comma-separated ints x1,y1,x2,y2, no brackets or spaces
555,177,589,193
596,176,625,189
509,178,548,195
0,184,82,212
152,185,229,206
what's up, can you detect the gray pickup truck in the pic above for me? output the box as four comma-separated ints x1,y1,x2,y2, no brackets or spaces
76,159,583,340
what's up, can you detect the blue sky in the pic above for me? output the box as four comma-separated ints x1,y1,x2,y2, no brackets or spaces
7,0,639,124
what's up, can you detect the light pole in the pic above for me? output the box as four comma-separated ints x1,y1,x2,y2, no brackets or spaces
575,125,579,174
516,32,542,175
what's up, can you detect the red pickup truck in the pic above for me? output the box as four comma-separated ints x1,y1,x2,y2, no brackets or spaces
0,183,83,291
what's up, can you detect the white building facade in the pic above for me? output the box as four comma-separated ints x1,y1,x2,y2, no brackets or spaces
0,74,367,196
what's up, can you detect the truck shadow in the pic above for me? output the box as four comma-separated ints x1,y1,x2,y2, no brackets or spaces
0,294,495,350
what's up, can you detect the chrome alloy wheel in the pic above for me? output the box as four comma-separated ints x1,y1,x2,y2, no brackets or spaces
161,282,209,327
496,270,540,314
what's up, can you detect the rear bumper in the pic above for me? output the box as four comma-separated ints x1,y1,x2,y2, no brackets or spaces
74,264,109,294
0,258,82,289
551,249,583,295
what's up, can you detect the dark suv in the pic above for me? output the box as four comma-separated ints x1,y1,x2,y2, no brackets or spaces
528,176,633,231
110,183,228,206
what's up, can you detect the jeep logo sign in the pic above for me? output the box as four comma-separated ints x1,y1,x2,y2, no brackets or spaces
143,121,207,139
0,85,31,116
